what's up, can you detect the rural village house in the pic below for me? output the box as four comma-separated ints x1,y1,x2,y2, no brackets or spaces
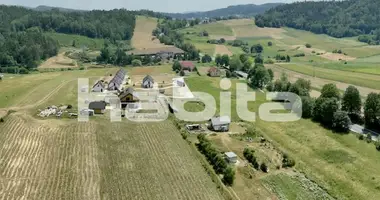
210,116,231,132
88,101,107,114
208,67,221,77
92,80,105,92
142,75,154,88
108,69,126,91
180,61,196,72
119,87,139,108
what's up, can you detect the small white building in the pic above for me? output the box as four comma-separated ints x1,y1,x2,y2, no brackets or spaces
92,81,105,92
225,152,238,163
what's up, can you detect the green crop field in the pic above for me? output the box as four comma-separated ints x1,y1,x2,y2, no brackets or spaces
180,22,234,36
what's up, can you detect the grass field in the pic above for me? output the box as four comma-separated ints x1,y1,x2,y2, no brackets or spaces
180,22,234,37
185,75,380,200
45,32,105,50
275,63,380,90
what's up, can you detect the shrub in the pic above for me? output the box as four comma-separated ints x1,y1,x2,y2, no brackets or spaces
332,111,351,133
293,53,306,57
260,163,268,173
226,70,232,78
132,59,142,66
305,43,312,48
67,105,73,109
268,41,273,46
222,167,235,186
180,70,185,76
376,142,380,151
282,153,295,168
358,134,364,140
0,118,4,123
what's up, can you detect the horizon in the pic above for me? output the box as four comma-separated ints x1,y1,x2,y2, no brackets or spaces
0,0,300,13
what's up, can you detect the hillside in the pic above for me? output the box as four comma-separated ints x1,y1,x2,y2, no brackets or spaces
164,3,283,19
255,0,380,44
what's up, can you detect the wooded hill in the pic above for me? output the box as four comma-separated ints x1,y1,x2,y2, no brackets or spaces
255,0,380,44
0,5,163,72
164,3,283,19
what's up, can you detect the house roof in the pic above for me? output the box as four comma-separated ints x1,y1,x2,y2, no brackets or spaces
119,87,139,99
208,67,220,73
235,71,248,79
180,61,195,70
89,101,106,109
211,116,231,126
143,75,154,83
93,80,105,89
225,152,237,158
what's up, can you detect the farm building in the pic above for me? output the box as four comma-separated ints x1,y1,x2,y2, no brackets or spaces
235,71,248,79
88,101,107,114
225,152,238,163
208,67,221,77
119,87,139,108
127,47,184,60
108,69,126,91
142,75,154,88
180,61,196,72
92,80,105,92
210,116,231,132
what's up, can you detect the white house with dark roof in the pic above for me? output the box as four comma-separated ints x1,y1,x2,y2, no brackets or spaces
92,80,105,92
141,75,154,88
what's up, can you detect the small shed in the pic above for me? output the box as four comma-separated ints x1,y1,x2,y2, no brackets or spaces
142,75,154,88
89,101,107,114
225,152,238,163
210,116,231,132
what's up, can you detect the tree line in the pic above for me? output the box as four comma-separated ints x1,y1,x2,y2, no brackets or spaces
255,0,380,44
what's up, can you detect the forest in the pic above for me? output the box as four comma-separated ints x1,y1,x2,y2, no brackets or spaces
255,0,380,44
0,5,162,72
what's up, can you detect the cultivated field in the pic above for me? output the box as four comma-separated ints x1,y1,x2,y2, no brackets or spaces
214,45,233,56
131,16,168,50
0,67,225,200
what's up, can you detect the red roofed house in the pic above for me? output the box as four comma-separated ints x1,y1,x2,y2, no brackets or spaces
180,61,196,72
208,67,221,77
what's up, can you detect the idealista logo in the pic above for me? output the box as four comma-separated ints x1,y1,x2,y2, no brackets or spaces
77,78,302,123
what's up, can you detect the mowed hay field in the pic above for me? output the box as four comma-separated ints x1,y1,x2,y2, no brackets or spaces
131,16,168,50
0,68,224,200
0,115,223,200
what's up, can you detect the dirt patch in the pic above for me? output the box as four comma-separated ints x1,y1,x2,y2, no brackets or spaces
293,45,356,61
0,110,7,118
131,16,168,50
39,52,77,69
214,45,233,56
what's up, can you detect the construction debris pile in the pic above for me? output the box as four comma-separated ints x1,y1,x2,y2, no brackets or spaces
37,105,71,118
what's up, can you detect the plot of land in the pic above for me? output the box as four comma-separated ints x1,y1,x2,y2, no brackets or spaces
220,19,285,39
39,52,77,69
214,45,233,56
131,16,168,50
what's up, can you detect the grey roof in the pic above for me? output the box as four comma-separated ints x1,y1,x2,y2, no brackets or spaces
235,71,248,79
143,75,154,83
89,101,106,109
93,80,105,89
108,69,126,89
225,152,237,158
211,116,231,126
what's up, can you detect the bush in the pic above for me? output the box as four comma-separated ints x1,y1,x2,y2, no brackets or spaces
358,134,365,140
222,167,235,186
376,142,380,151
282,153,295,168
305,43,312,48
268,41,273,46
180,70,185,76
260,163,268,173
226,70,232,78
244,148,260,169
0,118,4,123
67,105,73,109
293,53,306,57
332,111,351,133
132,59,142,66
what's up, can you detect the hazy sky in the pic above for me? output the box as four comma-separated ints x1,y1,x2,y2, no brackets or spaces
1,0,301,13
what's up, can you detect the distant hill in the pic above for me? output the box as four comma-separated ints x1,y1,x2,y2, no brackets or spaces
255,0,380,44
33,5,86,12
163,3,284,19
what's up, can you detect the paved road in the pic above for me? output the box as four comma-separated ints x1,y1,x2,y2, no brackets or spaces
349,124,379,142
